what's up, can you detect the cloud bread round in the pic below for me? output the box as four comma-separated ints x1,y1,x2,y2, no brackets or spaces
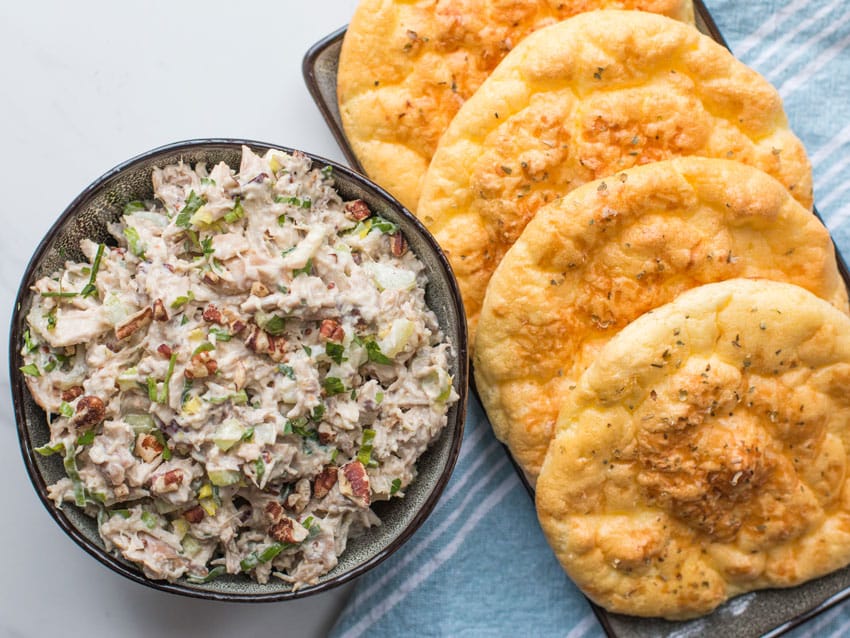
535,278,850,619
416,10,813,335
337,0,695,212
474,158,847,483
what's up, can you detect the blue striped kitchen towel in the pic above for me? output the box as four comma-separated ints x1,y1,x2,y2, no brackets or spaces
331,1,850,635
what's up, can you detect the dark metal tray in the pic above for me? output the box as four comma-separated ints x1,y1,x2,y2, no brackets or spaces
303,3,850,635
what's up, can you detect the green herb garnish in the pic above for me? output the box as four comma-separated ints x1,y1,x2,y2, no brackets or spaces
275,195,311,209
390,478,402,495
171,291,195,309
223,198,244,224
278,364,296,380
59,401,74,418
23,329,37,352
325,342,346,365
322,377,346,396
209,327,231,342
364,338,392,365
123,227,146,258
292,258,313,277
19,363,40,377
175,190,205,228
76,429,96,446
357,429,377,467
123,200,146,214
192,342,215,356
80,243,105,298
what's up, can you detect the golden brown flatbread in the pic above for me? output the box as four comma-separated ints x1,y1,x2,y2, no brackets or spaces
416,10,813,336
337,0,695,211
474,158,847,483
536,278,850,619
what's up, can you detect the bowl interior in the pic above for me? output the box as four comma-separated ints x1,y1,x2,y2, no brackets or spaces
10,139,468,601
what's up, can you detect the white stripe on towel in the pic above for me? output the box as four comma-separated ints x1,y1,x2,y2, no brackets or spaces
339,473,519,638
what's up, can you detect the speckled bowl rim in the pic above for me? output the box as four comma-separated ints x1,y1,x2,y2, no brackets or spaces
9,138,468,602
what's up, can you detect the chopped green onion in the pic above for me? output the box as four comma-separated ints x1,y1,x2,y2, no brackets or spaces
45,310,56,331
257,312,286,335
76,429,96,446
123,200,146,214
43,358,57,373
390,478,402,495
209,327,231,342
311,404,325,421
376,391,384,404
58,401,74,418
63,445,87,507
277,214,287,226
357,429,377,467
20,363,40,377
371,216,398,234
241,426,255,441
40,290,78,298
280,246,296,258
274,195,311,208
187,566,226,584
330,447,339,463
201,236,214,258
192,342,215,356
141,511,158,529
34,442,64,457
278,364,295,380
176,191,205,228
302,345,312,356
292,258,313,278
223,198,244,224
80,243,105,298
180,315,189,326
323,377,346,396
171,291,195,309
123,226,146,258
325,342,346,364
254,458,265,483
111,508,132,518
23,329,37,352
146,377,158,402
321,165,333,178
151,430,172,461
364,338,392,365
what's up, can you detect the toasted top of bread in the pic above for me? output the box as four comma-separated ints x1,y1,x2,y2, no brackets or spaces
536,278,850,619
337,1,695,211
416,10,812,337
474,158,845,482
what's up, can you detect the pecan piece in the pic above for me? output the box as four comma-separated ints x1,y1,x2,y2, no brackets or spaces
243,323,287,362
390,232,408,257
152,299,168,321
61,386,84,403
343,199,371,221
157,343,172,358
135,432,164,463
319,319,345,343
313,466,338,499
283,478,311,514
183,506,205,524
265,500,285,524
184,351,217,379
250,281,271,297
203,304,223,324
339,461,371,507
115,306,153,341
151,468,183,494
72,395,106,430
202,271,221,286
269,517,308,545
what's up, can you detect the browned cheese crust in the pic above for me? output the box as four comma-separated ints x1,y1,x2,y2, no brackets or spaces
416,10,813,336
474,158,847,483
536,279,850,619
337,0,695,211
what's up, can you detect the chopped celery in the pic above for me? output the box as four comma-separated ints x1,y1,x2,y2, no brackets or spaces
207,469,241,487
213,419,246,451
125,413,155,433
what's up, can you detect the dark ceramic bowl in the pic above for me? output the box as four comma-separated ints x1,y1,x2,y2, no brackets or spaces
9,138,468,601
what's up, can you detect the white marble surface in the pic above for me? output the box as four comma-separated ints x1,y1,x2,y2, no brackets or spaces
0,2,362,636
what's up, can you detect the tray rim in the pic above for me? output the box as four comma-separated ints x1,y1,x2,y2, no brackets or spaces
302,3,850,636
